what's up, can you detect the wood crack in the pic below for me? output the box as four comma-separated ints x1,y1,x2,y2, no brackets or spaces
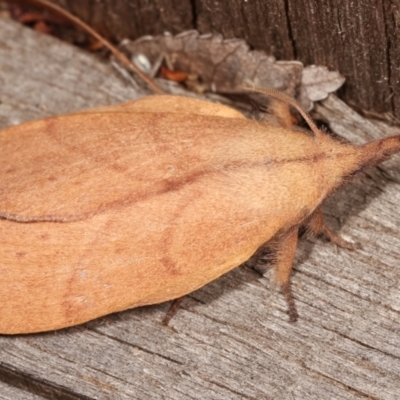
0,363,91,400
91,328,185,366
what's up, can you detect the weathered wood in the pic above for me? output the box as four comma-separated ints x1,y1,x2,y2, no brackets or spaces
1,17,400,400
49,0,400,119
0,14,146,127
0,380,44,400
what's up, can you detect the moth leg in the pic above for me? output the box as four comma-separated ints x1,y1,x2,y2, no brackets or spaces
162,297,185,326
269,98,294,129
272,228,299,322
304,208,359,250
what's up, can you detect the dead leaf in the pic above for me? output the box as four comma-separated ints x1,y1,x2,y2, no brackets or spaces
160,66,188,82
302,65,346,102
124,31,345,110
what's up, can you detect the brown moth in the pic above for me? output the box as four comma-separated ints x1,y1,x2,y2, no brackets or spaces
1,90,399,334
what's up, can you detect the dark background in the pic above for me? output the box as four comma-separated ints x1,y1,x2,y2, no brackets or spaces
52,0,400,120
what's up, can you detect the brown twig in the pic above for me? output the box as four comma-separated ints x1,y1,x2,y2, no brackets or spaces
0,0,164,94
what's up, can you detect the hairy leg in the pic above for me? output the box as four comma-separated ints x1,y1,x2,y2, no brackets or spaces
272,228,300,322
303,208,359,250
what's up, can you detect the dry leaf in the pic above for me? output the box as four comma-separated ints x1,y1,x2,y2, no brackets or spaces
124,30,345,110
301,65,346,102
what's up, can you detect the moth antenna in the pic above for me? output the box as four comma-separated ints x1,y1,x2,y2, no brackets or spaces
241,86,324,140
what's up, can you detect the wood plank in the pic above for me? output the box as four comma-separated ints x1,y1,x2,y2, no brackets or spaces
0,12,146,127
0,380,44,400
49,0,400,118
1,16,400,400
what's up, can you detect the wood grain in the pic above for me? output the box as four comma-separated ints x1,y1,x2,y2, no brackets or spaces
1,17,400,399
49,0,400,119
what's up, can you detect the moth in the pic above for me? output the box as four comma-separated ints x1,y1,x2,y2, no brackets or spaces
1,90,399,334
